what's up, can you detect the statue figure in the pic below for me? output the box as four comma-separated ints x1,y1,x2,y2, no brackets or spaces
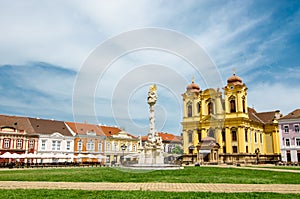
147,84,157,105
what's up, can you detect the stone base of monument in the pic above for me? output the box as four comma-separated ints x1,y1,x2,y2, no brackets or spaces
124,148,183,170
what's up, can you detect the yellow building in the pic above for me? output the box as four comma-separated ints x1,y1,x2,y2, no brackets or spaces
101,126,139,165
182,74,281,164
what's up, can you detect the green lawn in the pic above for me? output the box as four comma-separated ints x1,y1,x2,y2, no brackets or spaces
0,166,299,184
250,166,300,170
0,189,299,199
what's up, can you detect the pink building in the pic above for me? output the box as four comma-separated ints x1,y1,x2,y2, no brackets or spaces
278,109,300,163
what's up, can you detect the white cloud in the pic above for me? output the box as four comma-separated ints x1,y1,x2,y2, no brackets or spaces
248,83,300,115
1,1,299,135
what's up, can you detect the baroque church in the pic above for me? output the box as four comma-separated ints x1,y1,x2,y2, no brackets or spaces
181,73,281,164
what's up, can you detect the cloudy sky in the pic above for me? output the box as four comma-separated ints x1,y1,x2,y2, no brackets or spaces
0,0,299,136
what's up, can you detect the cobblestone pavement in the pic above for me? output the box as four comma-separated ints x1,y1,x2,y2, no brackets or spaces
0,181,299,193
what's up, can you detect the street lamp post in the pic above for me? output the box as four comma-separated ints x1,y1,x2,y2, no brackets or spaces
121,144,127,165
189,145,195,164
255,148,260,165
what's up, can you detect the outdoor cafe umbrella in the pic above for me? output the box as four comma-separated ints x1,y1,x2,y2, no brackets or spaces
24,153,41,159
11,153,22,159
95,154,106,159
75,154,89,158
0,152,12,159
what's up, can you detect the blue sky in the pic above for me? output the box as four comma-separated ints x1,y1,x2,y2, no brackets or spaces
0,0,300,135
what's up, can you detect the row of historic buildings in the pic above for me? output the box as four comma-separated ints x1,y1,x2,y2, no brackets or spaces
0,115,138,164
181,73,298,164
0,115,182,164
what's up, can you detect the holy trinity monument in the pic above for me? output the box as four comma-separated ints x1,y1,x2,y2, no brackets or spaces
137,84,164,165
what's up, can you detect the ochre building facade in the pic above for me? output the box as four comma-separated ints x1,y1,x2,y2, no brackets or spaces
182,74,281,164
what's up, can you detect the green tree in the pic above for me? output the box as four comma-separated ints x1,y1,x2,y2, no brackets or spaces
172,145,183,154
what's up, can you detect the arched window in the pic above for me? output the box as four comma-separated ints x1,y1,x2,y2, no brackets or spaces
230,99,236,113
208,101,213,115
187,102,192,117
242,98,246,113
208,128,215,138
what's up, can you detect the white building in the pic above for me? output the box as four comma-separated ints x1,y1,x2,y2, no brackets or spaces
29,118,75,163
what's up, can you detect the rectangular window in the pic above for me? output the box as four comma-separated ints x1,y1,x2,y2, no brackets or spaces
296,138,300,146
223,146,226,153
106,142,110,151
255,132,257,143
52,141,56,150
260,134,263,144
41,140,46,150
87,140,95,151
188,131,193,143
232,146,238,153
222,129,226,142
3,139,10,149
29,140,34,149
78,141,82,151
285,138,290,146
56,141,61,150
52,141,61,151
245,129,248,142
66,141,71,150
246,146,249,153
98,142,102,152
133,145,136,152
284,125,289,133
17,139,23,149
295,125,299,133
232,130,237,141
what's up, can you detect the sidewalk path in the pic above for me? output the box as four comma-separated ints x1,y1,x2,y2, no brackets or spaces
0,181,299,193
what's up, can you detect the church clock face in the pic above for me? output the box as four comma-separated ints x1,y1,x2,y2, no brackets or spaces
230,86,234,90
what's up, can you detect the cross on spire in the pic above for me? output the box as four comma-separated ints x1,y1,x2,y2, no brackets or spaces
233,68,236,76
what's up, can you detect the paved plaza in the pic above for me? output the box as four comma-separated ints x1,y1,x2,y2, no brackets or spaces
0,181,299,193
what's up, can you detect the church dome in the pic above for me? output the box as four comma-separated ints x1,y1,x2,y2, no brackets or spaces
186,78,200,93
227,73,243,85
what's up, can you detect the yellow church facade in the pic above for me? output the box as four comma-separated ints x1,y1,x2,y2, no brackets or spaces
182,74,281,165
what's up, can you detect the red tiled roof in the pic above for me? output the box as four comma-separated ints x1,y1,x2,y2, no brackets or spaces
280,109,300,119
98,125,137,139
247,107,277,124
29,118,73,136
0,114,35,133
141,132,182,143
98,125,122,136
66,122,106,136
255,111,276,124
158,132,181,142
